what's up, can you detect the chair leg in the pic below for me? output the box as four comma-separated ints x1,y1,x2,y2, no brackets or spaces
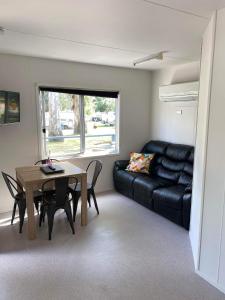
65,202,75,235
72,194,80,222
43,209,46,223
39,205,45,227
11,202,17,225
91,189,99,214
34,199,39,215
87,192,91,208
17,201,26,233
47,207,55,240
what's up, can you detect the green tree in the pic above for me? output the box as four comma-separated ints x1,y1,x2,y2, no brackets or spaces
84,96,95,115
94,97,115,112
72,95,81,134
48,92,63,137
59,93,72,111
43,91,49,112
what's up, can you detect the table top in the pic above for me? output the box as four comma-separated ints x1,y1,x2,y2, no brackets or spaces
16,161,85,186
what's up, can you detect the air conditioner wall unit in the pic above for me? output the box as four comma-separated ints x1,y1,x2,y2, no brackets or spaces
159,81,199,102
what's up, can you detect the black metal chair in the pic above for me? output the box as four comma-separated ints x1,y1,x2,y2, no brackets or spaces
1,172,42,233
69,160,103,222
34,158,59,213
39,176,78,240
35,158,59,165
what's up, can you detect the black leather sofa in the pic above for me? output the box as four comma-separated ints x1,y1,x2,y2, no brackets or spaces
113,140,193,229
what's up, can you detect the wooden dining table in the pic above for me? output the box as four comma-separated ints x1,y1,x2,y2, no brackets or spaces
15,161,87,240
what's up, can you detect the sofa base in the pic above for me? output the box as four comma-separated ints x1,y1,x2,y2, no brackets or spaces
132,195,153,211
154,204,182,226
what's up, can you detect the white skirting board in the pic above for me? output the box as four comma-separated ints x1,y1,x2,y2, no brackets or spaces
196,270,225,295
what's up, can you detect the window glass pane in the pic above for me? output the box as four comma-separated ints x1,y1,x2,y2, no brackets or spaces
42,92,81,157
84,96,117,155
0,91,6,124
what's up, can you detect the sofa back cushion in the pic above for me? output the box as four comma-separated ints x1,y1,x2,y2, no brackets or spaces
178,172,192,185
161,157,185,171
141,140,194,185
155,166,180,182
165,144,192,161
141,140,168,155
188,148,194,163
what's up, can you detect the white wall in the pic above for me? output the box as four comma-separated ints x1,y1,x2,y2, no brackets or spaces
189,8,225,294
150,62,200,146
197,8,225,292
0,54,152,213
190,13,216,269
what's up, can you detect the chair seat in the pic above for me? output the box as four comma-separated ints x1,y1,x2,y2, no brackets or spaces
69,182,92,192
15,190,42,201
43,194,70,206
15,192,26,201
33,190,43,199
37,188,55,195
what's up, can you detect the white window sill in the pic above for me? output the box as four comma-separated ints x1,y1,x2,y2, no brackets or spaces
54,151,120,161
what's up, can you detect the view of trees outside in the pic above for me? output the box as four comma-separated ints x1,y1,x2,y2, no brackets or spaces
48,92,62,137
72,95,80,134
42,92,116,157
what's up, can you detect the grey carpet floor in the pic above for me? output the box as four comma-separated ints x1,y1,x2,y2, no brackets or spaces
0,191,224,300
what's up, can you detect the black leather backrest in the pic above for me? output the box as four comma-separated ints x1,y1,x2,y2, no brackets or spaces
142,141,168,176
183,163,193,176
142,140,194,185
178,172,192,185
155,166,180,182
165,144,192,161
161,157,185,172
141,140,169,155
188,149,194,163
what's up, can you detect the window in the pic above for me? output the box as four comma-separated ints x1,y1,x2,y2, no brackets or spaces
39,87,119,158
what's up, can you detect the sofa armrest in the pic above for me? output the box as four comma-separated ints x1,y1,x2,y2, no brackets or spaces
185,184,192,193
114,160,129,171
182,192,192,230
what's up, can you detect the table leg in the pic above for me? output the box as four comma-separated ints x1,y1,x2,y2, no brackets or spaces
81,173,87,226
25,184,36,240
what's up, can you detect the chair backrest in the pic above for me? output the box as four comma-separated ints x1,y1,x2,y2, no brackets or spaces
2,172,23,199
35,159,59,165
42,176,78,207
86,160,103,188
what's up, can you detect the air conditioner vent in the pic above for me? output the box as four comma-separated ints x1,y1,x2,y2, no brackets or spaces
159,81,199,102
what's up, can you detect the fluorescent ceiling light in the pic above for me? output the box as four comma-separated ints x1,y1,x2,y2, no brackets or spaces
133,51,167,66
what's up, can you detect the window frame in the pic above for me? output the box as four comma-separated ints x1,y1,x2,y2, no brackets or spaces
36,84,120,160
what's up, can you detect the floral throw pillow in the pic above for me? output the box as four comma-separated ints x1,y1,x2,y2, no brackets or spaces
126,152,154,174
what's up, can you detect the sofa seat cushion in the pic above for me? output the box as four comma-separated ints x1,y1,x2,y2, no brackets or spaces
133,175,172,206
153,184,186,210
114,170,139,198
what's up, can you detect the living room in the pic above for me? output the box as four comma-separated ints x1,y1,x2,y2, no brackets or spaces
0,1,225,299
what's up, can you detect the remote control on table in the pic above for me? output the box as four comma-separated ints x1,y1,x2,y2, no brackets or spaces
48,165,56,171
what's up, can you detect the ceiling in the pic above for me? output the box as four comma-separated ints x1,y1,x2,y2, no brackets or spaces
0,0,224,70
